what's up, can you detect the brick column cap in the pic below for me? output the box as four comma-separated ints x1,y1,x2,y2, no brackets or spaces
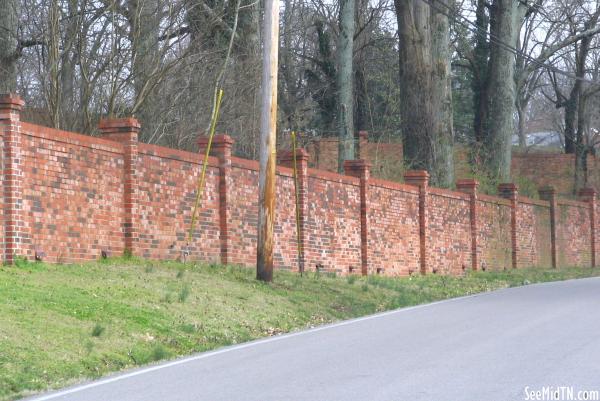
498,182,517,192
456,178,479,193
0,94,25,116
278,148,309,164
404,170,430,187
343,159,371,170
579,187,597,200
98,117,141,134
343,159,371,178
538,185,556,200
498,182,518,199
197,134,234,149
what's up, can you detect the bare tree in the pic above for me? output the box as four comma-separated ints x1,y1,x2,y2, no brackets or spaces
395,0,454,187
0,0,20,92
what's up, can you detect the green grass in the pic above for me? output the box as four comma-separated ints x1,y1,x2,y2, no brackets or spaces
1,258,599,400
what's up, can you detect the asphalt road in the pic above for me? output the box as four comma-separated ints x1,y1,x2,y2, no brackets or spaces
29,277,600,401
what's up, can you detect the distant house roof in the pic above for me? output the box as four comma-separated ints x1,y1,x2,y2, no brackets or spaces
512,131,562,148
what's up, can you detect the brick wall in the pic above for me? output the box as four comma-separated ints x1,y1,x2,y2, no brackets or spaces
305,133,403,174
555,200,591,267
511,153,600,197
227,158,260,266
20,122,125,262
367,180,420,276
308,136,600,198
136,144,221,262
477,196,513,271
515,198,552,268
304,171,362,274
427,189,472,275
0,94,597,274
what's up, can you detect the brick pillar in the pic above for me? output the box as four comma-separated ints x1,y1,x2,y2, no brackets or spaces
344,160,371,275
538,185,557,268
98,118,140,257
404,170,430,275
278,148,309,273
498,183,518,269
0,94,26,263
457,179,479,271
198,134,234,265
358,131,369,160
579,187,596,267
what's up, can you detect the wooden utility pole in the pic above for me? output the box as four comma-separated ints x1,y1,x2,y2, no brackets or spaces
256,0,279,282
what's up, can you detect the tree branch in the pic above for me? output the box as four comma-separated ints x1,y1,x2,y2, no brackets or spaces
525,25,600,76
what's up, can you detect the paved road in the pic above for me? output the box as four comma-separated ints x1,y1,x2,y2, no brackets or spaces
29,278,600,401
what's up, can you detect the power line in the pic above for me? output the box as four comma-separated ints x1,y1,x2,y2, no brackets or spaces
420,0,600,86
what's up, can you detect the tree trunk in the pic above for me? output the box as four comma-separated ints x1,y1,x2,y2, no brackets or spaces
48,0,61,128
60,0,79,130
337,0,356,172
563,85,580,154
516,101,526,148
128,0,160,140
472,0,489,145
569,28,593,191
0,0,19,93
485,0,526,181
430,0,454,186
235,0,260,58
354,65,369,132
280,0,296,129
574,96,587,192
395,0,454,187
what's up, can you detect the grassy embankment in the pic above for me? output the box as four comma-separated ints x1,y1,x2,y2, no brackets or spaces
1,257,599,400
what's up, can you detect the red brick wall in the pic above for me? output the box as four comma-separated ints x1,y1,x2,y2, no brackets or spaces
512,153,600,197
304,171,362,274
20,122,125,262
427,189,472,275
305,137,403,175
308,138,600,199
477,196,512,271
556,200,591,267
368,180,420,276
516,198,552,268
512,153,575,196
0,97,596,274
306,138,339,172
227,159,260,266
0,135,4,262
136,144,221,262
274,168,301,271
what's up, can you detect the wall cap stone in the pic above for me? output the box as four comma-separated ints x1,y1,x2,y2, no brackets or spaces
538,185,557,200
456,178,479,192
98,117,141,133
404,170,430,187
278,148,309,164
579,187,597,200
0,94,25,118
197,134,234,148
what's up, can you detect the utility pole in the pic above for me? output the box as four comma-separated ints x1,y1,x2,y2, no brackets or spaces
256,0,279,282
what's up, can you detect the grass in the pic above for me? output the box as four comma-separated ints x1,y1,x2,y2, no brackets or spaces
1,258,599,400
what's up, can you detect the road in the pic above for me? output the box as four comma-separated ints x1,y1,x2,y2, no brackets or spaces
28,277,600,401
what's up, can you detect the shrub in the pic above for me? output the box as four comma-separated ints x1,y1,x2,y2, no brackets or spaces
178,284,191,303
91,323,105,337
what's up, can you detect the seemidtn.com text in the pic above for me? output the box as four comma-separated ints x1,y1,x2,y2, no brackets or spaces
524,386,599,401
